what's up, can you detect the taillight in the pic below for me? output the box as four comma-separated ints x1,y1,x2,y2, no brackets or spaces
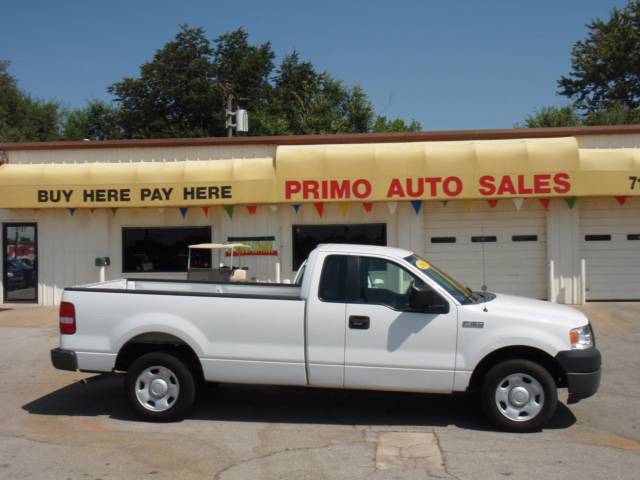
59,302,76,334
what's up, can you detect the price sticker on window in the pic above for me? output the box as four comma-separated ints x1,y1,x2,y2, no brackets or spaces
415,259,430,270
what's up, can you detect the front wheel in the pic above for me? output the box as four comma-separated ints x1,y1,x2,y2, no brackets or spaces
125,352,196,422
481,359,558,432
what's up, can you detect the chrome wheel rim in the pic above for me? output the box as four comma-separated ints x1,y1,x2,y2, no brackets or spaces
135,365,180,412
494,373,544,422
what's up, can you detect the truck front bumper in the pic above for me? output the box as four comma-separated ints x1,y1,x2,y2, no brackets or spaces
51,348,77,371
555,348,601,404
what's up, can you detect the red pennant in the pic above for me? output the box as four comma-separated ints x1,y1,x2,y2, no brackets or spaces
314,203,324,217
201,206,209,216
615,196,627,206
32,208,39,213
362,202,373,213
89,208,96,214
487,199,498,209
539,198,550,210
246,205,257,215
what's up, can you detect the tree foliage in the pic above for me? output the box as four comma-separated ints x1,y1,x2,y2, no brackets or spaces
0,61,64,142
558,0,640,112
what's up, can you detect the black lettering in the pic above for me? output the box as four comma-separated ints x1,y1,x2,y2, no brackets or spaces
161,187,173,200
106,190,117,202
83,190,95,202
208,186,220,198
96,190,106,202
140,188,152,200
221,185,232,199
38,190,48,202
121,189,130,202
62,190,73,202
183,187,195,200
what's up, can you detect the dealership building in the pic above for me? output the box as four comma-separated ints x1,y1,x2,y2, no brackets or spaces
1,125,639,306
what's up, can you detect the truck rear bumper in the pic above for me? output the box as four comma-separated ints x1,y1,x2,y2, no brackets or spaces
555,348,601,404
51,348,77,371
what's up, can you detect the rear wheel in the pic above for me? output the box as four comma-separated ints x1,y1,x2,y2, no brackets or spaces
481,359,557,432
125,352,196,421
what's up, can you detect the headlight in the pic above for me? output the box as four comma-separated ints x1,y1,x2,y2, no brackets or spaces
570,324,594,350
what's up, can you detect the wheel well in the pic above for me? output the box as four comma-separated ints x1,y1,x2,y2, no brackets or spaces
467,346,567,393
115,333,203,379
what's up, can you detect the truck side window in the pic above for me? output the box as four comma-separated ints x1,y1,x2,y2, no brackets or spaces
318,255,348,302
357,256,429,310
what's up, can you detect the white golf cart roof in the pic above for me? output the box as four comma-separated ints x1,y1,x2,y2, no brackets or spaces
188,243,250,249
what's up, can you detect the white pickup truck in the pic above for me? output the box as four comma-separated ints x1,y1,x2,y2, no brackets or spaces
51,244,601,432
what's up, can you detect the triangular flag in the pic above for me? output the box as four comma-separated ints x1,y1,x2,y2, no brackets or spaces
441,200,448,206
158,207,165,214
387,201,398,215
539,198,551,209
615,196,627,206
32,208,39,213
292,204,301,213
339,202,351,216
269,205,278,213
362,202,374,213
411,200,422,214
564,197,577,209
68,208,76,216
246,205,257,215
111,208,118,216
314,202,324,217
223,205,234,219
179,207,188,218
131,208,140,216
89,208,96,214
464,199,474,210
592,197,600,206
512,198,524,211
201,206,209,216
487,199,498,209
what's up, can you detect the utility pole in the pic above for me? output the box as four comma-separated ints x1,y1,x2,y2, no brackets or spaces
222,84,249,137
225,92,235,137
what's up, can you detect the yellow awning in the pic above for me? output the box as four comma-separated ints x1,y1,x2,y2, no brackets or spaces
1,137,639,208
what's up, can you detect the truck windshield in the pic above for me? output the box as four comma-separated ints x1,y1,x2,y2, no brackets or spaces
404,254,477,305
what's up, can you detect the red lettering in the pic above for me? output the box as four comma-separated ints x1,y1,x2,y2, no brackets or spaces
534,174,551,194
443,176,462,196
497,175,516,195
386,178,405,198
479,176,496,196
353,179,372,199
285,181,301,200
517,175,534,195
303,181,320,199
424,177,442,196
553,172,571,194
406,178,425,197
330,180,351,199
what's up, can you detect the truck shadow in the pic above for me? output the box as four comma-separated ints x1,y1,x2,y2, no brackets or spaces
22,375,576,432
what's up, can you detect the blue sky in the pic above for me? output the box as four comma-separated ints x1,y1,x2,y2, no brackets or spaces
0,0,628,131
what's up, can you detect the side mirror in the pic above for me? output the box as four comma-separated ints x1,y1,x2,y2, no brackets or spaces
409,284,450,314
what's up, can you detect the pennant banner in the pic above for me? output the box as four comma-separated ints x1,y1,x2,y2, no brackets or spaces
387,201,398,215
179,207,188,218
411,200,422,214
111,208,118,216
363,202,373,213
292,204,301,213
615,196,627,206
487,199,498,209
201,206,209,216
339,202,351,216
512,198,524,211
564,197,577,209
246,205,257,215
314,202,325,217
223,205,234,219
269,205,278,213
68,208,76,216
539,198,551,209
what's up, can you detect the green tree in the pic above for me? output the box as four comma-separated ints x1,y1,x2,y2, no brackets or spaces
558,0,640,112
64,100,123,140
108,25,220,138
372,115,421,132
521,106,582,128
0,60,63,142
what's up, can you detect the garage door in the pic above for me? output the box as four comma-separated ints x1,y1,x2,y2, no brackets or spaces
580,198,640,301
424,200,547,299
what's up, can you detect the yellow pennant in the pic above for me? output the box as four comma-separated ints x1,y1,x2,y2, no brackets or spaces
339,202,351,216
464,199,474,210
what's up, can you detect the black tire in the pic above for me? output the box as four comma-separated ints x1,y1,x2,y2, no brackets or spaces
125,351,196,422
481,359,558,432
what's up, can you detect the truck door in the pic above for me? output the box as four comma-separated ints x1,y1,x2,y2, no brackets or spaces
304,254,354,387
344,255,458,393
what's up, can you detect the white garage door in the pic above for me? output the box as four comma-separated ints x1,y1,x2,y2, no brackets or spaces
424,200,547,299
580,198,640,301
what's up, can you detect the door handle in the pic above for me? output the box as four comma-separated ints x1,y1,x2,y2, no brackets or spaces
349,315,370,330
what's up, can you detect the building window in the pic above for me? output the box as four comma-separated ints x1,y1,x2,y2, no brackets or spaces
292,224,386,270
431,237,456,243
122,227,211,273
627,234,640,241
471,235,497,243
584,234,611,241
512,235,538,242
